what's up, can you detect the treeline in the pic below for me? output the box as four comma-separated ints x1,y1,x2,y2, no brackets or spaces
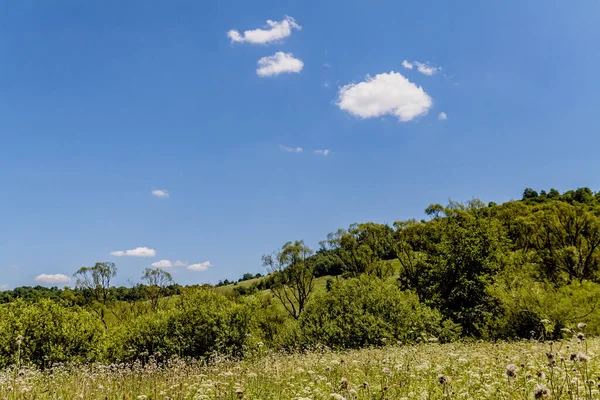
0,284,183,305
2,187,600,368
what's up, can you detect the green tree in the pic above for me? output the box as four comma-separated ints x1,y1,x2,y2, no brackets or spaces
141,268,174,310
399,201,509,336
321,223,394,278
74,262,117,305
262,240,314,320
527,202,600,283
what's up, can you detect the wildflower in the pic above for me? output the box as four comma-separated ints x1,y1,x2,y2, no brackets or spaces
506,364,517,378
570,353,577,361
577,352,591,363
577,322,587,330
546,352,554,361
235,388,244,399
330,394,345,400
438,374,449,385
362,382,369,390
340,377,348,390
257,342,264,347
534,384,551,399
577,332,585,340
382,367,391,375
16,336,23,346
536,370,546,379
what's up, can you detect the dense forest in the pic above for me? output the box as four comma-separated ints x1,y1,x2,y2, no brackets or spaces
2,187,600,368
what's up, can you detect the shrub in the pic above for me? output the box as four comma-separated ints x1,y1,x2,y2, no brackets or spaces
299,276,460,349
0,299,104,367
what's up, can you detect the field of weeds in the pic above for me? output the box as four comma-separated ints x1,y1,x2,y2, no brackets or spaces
1,335,598,400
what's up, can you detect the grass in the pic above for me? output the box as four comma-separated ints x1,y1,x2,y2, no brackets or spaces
1,336,598,399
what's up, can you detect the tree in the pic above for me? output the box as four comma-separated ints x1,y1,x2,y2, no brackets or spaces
74,262,117,305
321,223,394,278
522,188,539,200
397,202,509,336
262,240,314,320
527,202,600,283
141,268,174,310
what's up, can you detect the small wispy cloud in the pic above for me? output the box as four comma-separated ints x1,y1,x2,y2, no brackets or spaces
313,149,330,156
228,16,301,45
402,60,441,76
0,284,8,291
110,247,156,257
188,261,211,271
35,274,71,285
280,145,303,153
438,112,448,120
337,71,433,122
257,52,304,77
152,189,169,198
173,260,187,267
151,259,188,268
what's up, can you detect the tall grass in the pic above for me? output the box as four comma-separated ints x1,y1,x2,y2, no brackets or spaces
0,336,597,399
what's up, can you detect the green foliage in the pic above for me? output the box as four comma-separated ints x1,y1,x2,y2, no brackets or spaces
300,275,461,348
0,299,103,368
4,186,600,368
106,287,252,361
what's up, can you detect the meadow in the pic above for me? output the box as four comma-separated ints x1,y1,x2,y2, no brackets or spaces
3,189,600,399
1,335,597,399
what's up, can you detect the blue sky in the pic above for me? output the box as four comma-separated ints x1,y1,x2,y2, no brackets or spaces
2,1,600,289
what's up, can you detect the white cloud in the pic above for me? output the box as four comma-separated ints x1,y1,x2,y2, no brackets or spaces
173,260,188,267
337,71,433,122
402,60,441,76
228,16,301,44
151,260,174,268
151,259,188,268
257,52,304,77
110,247,156,257
438,112,448,120
280,145,303,153
152,189,169,198
188,261,211,271
34,274,71,285
0,284,8,291
415,62,440,76
313,149,330,156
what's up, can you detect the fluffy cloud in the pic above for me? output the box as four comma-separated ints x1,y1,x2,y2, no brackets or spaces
402,60,440,76
438,112,448,120
151,260,173,268
228,16,301,44
110,247,156,257
257,52,304,77
188,262,211,271
151,260,188,268
0,285,8,291
34,274,71,285
415,62,440,76
152,189,169,198
280,145,303,153
337,71,433,122
313,149,330,156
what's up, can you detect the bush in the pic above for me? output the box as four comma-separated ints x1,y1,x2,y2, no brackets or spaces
0,299,104,367
299,276,460,349
107,287,253,361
